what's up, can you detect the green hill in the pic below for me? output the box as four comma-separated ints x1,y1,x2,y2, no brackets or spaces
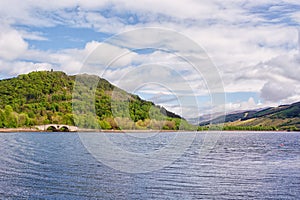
199,102,300,131
0,71,193,130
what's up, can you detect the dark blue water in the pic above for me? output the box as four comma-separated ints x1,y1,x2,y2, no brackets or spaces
0,132,299,199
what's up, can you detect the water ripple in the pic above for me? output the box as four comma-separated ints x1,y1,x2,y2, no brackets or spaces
0,131,299,199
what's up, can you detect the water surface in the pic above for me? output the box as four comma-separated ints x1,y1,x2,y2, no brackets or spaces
0,131,299,199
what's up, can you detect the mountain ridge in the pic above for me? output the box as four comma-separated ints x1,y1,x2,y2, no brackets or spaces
199,101,300,131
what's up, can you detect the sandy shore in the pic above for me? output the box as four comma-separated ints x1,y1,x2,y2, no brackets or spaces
0,128,40,133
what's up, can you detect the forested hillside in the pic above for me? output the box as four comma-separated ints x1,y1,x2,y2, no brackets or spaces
0,71,193,130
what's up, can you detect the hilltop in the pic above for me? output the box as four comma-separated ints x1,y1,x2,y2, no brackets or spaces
0,71,193,130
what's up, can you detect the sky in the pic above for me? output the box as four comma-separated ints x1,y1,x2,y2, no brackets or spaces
0,0,300,120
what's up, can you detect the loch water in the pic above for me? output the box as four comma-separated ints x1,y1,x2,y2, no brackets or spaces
0,131,299,199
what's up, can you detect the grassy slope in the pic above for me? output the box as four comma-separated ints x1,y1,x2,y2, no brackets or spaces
200,102,300,131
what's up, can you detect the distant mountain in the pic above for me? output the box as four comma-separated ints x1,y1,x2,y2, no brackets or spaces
0,71,193,130
199,102,300,131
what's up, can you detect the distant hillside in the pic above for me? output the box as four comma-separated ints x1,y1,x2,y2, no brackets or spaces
0,71,193,130
199,102,300,131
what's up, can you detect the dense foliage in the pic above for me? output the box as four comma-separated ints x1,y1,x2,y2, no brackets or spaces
0,71,195,130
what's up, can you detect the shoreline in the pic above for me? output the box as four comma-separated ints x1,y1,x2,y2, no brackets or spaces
0,128,194,133
0,127,294,133
0,128,40,133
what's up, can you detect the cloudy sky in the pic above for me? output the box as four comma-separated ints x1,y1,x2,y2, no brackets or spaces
1,0,300,119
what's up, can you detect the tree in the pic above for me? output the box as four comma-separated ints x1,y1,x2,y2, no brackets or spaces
0,109,5,128
18,113,30,127
4,105,17,128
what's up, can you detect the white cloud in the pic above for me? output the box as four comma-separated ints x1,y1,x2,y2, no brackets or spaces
0,60,53,77
257,52,300,103
226,97,261,112
0,26,28,60
1,0,300,117
260,81,295,102
19,30,48,41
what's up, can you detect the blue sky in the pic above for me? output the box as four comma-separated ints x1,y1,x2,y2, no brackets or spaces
0,0,300,119
20,25,110,50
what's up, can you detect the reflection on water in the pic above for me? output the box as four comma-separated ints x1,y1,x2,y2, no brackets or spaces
0,132,299,199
